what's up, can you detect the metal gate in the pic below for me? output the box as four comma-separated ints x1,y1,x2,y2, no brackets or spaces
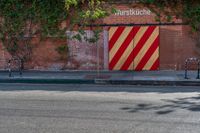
109,26,159,71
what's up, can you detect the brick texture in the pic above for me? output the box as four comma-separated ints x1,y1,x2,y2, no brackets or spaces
0,3,200,71
103,4,200,70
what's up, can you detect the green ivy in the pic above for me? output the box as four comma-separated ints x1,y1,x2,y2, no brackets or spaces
0,0,67,61
65,0,108,44
139,0,200,31
56,44,69,60
138,0,200,49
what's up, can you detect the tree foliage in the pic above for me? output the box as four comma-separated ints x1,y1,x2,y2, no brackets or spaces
64,0,109,46
140,0,200,31
65,0,107,23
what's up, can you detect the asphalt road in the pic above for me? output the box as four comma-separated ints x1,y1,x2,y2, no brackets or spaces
0,84,200,133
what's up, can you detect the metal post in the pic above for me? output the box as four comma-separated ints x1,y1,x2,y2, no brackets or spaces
184,58,200,79
197,61,200,79
19,59,22,77
97,42,100,77
184,60,188,79
8,60,11,77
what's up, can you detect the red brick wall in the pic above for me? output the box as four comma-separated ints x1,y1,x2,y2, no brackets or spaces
0,38,67,70
103,4,182,24
0,42,11,70
66,31,104,70
27,38,67,70
102,4,200,70
160,26,200,70
0,3,200,71
0,34,104,71
104,5,156,24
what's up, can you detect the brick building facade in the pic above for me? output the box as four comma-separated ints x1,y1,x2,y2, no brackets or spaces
103,4,200,70
0,2,200,71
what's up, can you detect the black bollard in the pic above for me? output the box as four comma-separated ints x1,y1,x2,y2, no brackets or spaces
184,59,189,79
184,58,200,79
197,61,200,79
8,60,11,77
19,59,23,77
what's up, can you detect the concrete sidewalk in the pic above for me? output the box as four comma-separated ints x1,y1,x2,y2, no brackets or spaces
0,70,199,86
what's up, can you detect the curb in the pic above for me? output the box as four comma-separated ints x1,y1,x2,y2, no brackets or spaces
95,79,200,86
0,78,94,84
0,78,200,86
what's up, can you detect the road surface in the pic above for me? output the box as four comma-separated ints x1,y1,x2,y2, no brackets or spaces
0,84,200,133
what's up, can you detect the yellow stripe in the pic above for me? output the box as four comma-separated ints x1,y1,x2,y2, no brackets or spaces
109,27,118,41
143,47,159,70
113,39,133,70
133,27,149,48
109,27,133,63
134,27,159,69
127,26,148,69
114,27,148,70
128,61,134,70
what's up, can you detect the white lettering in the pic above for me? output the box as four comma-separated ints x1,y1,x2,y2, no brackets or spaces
115,9,151,16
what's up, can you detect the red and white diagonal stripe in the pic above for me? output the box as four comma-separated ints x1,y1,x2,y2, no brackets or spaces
109,26,159,71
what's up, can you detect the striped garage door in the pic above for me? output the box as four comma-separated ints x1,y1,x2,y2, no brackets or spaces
109,26,159,71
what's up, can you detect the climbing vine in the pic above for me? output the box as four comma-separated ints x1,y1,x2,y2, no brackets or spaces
65,0,108,23
139,0,200,31
0,0,110,62
139,0,200,49
0,0,67,61
65,0,109,45
6,0,200,62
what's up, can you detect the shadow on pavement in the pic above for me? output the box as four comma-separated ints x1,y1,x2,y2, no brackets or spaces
120,94,200,114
